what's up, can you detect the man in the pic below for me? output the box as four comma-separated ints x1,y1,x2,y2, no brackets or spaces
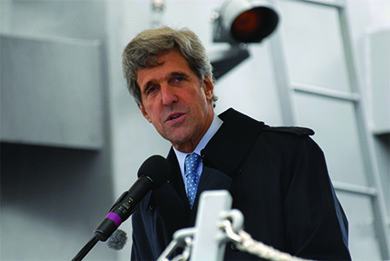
122,26,351,260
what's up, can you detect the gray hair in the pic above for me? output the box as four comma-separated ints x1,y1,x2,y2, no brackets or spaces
122,26,217,106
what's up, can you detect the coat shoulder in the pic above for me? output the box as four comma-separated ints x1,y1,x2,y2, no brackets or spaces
262,126,315,136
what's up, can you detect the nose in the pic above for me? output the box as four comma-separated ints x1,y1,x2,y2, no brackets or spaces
161,85,178,106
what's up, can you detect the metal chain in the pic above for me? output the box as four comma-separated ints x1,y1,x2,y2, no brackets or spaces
219,220,311,261
171,237,192,261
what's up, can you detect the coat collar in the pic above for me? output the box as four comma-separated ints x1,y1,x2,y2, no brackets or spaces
201,108,265,176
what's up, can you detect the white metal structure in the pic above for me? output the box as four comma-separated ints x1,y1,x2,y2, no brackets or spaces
269,0,389,259
158,190,310,261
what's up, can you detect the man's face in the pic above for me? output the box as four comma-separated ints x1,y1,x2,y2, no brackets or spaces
137,49,214,153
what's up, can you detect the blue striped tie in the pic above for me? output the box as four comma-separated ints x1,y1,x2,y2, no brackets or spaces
185,153,201,208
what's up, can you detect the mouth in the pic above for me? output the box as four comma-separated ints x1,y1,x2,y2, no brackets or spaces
166,112,184,122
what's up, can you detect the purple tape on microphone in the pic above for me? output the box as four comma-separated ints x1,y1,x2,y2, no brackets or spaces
106,212,122,227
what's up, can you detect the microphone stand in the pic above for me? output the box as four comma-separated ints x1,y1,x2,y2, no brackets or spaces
72,236,99,261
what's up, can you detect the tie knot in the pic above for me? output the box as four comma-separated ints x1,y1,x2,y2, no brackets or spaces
185,153,201,177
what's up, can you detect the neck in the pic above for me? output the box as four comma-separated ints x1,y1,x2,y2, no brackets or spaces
173,110,214,153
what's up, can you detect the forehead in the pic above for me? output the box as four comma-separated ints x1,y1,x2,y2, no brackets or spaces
136,49,195,87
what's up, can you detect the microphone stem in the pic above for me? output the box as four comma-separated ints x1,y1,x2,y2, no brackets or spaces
72,236,99,261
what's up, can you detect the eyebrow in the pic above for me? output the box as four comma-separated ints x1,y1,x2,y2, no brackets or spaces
165,71,188,82
169,71,187,78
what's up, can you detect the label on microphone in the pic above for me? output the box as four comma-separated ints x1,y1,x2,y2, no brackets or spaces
106,212,122,227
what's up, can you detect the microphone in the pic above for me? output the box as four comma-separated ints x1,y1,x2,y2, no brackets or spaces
94,155,171,241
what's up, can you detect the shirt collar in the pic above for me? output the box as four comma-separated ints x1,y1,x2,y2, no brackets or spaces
173,114,223,176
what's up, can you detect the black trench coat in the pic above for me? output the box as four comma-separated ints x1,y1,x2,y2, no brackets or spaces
131,108,351,260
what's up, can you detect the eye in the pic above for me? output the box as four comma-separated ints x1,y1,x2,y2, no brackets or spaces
145,84,159,97
148,86,157,93
169,75,185,85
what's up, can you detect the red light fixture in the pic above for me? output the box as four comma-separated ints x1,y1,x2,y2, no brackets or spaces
212,0,279,44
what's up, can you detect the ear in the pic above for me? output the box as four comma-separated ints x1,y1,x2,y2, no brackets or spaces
203,76,214,101
138,103,152,123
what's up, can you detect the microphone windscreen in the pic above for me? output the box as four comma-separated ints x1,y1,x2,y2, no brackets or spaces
107,229,127,250
137,155,171,189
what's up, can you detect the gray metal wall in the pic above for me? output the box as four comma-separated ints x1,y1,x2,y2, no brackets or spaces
1,1,115,260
